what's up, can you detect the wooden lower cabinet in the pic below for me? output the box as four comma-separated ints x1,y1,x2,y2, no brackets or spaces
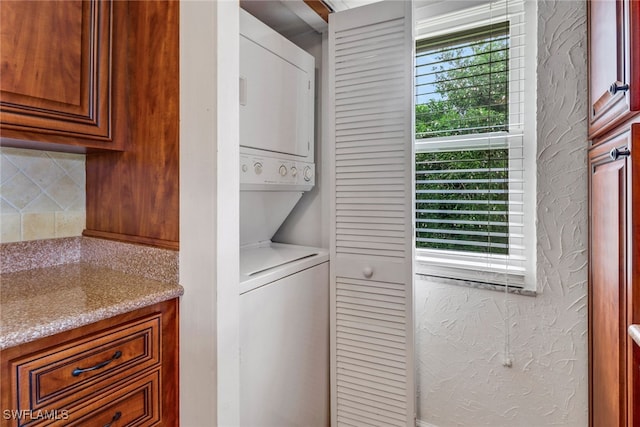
0,299,178,427
589,124,639,426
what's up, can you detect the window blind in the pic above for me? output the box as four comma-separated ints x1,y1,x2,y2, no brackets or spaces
414,0,527,286
416,22,510,139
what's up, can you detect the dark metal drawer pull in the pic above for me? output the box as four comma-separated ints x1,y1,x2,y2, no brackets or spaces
610,146,631,161
72,351,122,377
609,82,630,95
103,411,121,427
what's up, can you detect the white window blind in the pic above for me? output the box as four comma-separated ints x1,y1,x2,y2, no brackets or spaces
414,0,529,288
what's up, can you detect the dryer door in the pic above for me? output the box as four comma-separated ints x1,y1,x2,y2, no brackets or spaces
240,34,312,158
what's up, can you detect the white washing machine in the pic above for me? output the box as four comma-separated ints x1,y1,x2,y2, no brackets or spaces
239,8,329,426
240,243,329,426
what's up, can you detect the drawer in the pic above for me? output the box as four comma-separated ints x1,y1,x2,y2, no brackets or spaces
63,370,160,427
11,314,161,416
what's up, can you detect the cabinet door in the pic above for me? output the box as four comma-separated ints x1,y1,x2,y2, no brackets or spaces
626,124,640,426
631,339,640,427
588,0,640,139
0,0,124,150
589,128,632,427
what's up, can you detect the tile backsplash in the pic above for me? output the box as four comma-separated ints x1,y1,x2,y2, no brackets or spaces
0,147,85,243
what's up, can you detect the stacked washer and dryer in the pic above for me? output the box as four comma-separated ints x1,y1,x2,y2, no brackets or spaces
238,9,330,427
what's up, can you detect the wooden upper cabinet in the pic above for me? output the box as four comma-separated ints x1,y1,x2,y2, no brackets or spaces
588,0,640,139
0,0,126,151
84,0,179,249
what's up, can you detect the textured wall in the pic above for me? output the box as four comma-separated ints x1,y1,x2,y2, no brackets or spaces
0,147,85,243
415,1,588,425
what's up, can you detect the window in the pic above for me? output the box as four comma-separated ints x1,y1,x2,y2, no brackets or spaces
414,0,533,289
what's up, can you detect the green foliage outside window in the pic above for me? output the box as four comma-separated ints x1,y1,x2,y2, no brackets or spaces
415,23,510,255
415,149,510,255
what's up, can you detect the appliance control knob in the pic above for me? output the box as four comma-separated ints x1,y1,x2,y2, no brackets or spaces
254,162,263,175
279,165,288,176
242,164,248,173
290,167,298,177
303,166,313,182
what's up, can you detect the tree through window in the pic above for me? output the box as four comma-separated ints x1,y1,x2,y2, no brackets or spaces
415,22,513,256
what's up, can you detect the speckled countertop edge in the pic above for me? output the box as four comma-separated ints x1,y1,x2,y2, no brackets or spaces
1,238,183,350
1,263,183,350
0,291,184,350
0,237,82,273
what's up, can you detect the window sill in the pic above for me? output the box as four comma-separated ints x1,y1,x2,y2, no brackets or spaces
415,257,537,296
415,272,537,296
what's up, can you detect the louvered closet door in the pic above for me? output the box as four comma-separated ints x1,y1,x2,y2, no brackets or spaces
329,2,415,426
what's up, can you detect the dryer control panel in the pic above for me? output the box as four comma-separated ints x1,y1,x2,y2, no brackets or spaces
240,154,314,191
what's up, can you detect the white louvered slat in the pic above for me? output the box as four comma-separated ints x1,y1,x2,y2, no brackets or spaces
338,401,405,427
337,384,407,410
330,2,414,425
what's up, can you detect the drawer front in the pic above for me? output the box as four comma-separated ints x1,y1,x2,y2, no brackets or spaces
13,315,161,415
63,370,161,427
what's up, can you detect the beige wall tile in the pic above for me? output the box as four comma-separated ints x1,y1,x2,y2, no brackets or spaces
22,212,56,241
1,197,19,214
1,173,41,210
0,214,21,243
0,148,86,242
1,155,19,184
55,211,86,237
46,175,83,209
22,194,61,212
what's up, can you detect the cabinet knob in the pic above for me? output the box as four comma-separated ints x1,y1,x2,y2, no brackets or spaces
609,82,630,95
610,146,631,161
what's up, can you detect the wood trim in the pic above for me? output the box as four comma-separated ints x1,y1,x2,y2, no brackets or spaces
304,0,331,22
592,114,640,147
82,229,179,251
629,0,640,111
627,124,640,425
85,0,179,248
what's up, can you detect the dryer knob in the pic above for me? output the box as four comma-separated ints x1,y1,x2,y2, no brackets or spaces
291,167,298,177
363,266,373,278
254,162,263,175
279,165,288,176
303,166,313,182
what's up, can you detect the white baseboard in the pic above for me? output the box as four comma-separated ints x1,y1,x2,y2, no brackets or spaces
417,420,439,427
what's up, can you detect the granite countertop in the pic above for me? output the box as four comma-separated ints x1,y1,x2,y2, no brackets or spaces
0,237,183,350
0,262,183,350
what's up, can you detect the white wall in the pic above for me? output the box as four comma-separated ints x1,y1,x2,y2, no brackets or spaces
272,30,330,249
415,1,588,425
180,1,240,425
